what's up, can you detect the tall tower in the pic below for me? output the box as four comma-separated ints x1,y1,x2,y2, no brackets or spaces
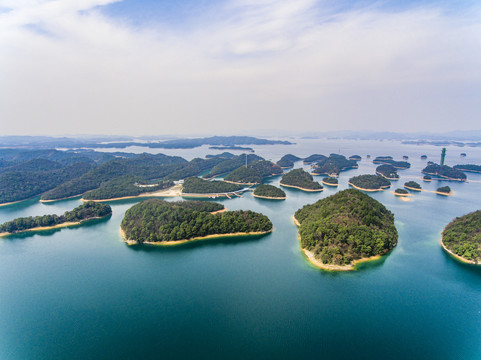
441,148,446,166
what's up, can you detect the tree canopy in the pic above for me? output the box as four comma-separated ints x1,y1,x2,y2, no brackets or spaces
442,210,481,263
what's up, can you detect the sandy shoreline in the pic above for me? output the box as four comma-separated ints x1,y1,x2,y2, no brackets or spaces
280,183,323,192
120,227,272,246
376,172,399,181
81,184,183,202
440,237,478,265
40,194,83,203
252,194,286,200
321,180,338,187
348,182,387,192
404,186,422,192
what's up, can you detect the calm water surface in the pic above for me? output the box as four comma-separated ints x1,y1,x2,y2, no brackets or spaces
1,139,481,360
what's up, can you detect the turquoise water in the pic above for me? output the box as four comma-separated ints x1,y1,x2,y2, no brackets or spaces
1,139,481,360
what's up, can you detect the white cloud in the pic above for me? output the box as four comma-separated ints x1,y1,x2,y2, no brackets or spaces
0,0,480,135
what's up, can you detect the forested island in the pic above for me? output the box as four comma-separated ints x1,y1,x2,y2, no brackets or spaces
422,164,467,181
394,188,410,196
280,169,323,191
182,177,244,196
303,154,326,164
252,184,286,199
311,154,358,177
373,156,411,169
436,186,452,196
294,189,398,270
276,154,301,168
404,181,422,191
348,174,391,191
376,164,399,180
441,210,481,264
423,175,432,181
0,202,112,236
120,199,272,245
453,164,481,173
322,177,338,186
224,160,283,184
349,155,362,161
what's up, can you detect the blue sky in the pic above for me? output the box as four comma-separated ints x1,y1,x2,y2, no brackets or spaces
0,0,480,136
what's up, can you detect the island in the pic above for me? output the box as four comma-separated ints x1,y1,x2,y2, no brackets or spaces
0,202,112,237
276,154,301,169
303,154,327,164
421,155,428,160
375,164,399,180
423,175,432,182
82,175,174,201
394,188,410,197
422,164,467,181
373,156,410,169
120,199,273,245
252,184,286,199
441,210,481,264
348,174,391,192
280,169,323,192
460,153,467,157
322,177,338,187
404,181,422,191
435,186,452,196
181,177,245,198
294,189,398,271
349,155,362,161
311,154,358,177
224,160,283,185
453,164,481,173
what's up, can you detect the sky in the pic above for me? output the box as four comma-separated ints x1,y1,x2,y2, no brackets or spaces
0,0,480,136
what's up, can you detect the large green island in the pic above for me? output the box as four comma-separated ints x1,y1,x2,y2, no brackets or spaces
348,174,391,191
120,199,273,245
0,202,112,237
294,189,398,271
252,184,286,199
441,210,481,264
280,169,323,192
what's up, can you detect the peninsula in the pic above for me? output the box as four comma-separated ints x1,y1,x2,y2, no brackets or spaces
276,154,302,169
441,210,481,264
120,199,272,245
294,189,398,271
280,169,323,192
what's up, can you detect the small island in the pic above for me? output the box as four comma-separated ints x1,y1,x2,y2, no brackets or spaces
441,210,481,264
0,202,112,237
373,156,410,169
120,199,273,245
348,174,391,192
224,160,283,185
276,154,301,169
423,175,432,182
404,181,422,191
252,184,286,199
294,189,398,271
453,164,481,173
435,186,452,196
376,164,399,180
460,153,467,157
322,177,338,187
394,188,410,197
280,169,323,192
182,177,245,197
422,164,467,181
311,154,358,177
303,154,327,164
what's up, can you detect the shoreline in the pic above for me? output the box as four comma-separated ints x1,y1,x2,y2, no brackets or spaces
224,180,259,186
120,228,272,246
0,214,111,238
434,190,453,196
321,180,338,187
422,171,466,182
252,193,286,200
81,185,183,202
348,182,386,192
440,237,478,265
280,182,323,192
404,185,422,192
39,194,83,203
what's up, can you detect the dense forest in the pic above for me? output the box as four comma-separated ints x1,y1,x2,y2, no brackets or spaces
311,154,358,176
394,188,409,195
442,210,481,263
375,164,399,180
349,155,362,161
252,184,286,198
224,160,283,184
404,181,422,190
348,174,391,191
82,176,174,200
203,154,263,179
280,169,323,191
322,177,338,185
303,154,327,164
121,199,272,243
373,156,410,169
294,189,398,266
0,202,112,234
277,154,301,168
453,164,481,173
182,177,244,194
422,164,467,181
436,186,452,195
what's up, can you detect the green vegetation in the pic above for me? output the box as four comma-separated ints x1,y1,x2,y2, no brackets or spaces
454,164,481,173
121,199,272,243
83,176,174,200
376,164,399,180
442,210,481,263
164,157,225,181
348,174,391,191
404,181,421,190
253,184,286,199
280,169,323,191
322,177,338,186
224,160,283,184
394,188,409,195
277,154,301,168
203,154,263,179
303,154,327,164
422,164,467,181
311,154,358,176
294,189,398,266
373,157,411,169
423,175,432,181
0,202,112,234
349,155,362,161
182,177,244,194
436,186,452,195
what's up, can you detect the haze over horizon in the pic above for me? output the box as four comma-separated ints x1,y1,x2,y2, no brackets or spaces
1,0,480,136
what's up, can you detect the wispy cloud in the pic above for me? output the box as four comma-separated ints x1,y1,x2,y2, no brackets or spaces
0,0,480,135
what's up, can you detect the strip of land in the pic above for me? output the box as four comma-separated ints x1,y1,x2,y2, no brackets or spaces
280,183,323,192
